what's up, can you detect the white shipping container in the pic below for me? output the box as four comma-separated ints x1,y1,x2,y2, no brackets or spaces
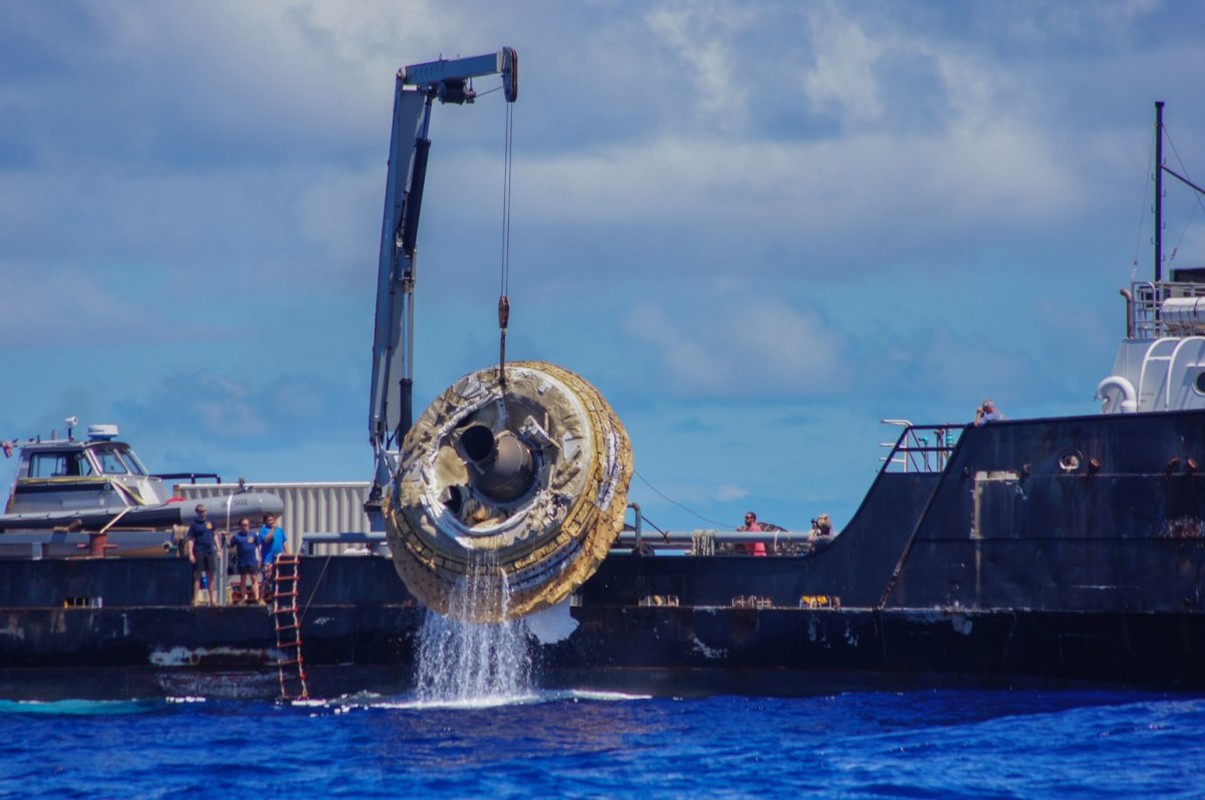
174,481,373,556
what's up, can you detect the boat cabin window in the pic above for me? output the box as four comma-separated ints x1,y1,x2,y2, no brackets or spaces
92,445,144,476
29,451,95,479
120,447,149,476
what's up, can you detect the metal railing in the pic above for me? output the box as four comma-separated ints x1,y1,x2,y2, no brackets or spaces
879,421,962,473
1128,280,1205,339
154,472,222,485
301,531,389,557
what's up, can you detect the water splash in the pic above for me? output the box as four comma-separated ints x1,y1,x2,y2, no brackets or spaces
413,552,534,704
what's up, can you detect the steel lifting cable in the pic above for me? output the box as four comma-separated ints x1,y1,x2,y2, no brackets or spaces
498,99,515,390
1163,127,1205,269
1131,132,1154,281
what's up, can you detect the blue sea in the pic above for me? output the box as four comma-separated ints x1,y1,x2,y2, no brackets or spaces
1,690,1202,799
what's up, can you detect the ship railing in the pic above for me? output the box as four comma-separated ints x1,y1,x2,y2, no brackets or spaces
613,527,818,556
154,472,222,485
615,502,817,556
1128,279,1205,339
301,531,389,557
879,421,962,474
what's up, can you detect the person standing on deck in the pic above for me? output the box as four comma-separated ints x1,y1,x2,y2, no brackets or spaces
737,511,767,557
806,514,835,553
974,399,1005,426
258,513,289,595
187,504,219,606
229,517,262,604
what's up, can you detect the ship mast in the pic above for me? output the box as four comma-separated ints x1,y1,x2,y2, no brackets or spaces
1152,101,1205,284
1155,100,1164,283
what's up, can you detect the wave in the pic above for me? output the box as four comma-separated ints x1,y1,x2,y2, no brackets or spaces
299,686,651,713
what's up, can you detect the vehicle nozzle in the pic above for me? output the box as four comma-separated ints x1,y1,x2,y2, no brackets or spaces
457,424,534,503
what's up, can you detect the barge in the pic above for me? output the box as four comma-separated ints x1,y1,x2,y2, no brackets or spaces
0,53,1202,700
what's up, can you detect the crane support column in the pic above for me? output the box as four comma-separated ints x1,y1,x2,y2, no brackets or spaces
366,48,517,528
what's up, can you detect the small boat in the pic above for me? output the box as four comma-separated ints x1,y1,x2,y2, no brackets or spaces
1,420,283,557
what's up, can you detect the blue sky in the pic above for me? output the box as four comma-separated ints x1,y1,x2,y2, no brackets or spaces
3,1,1205,532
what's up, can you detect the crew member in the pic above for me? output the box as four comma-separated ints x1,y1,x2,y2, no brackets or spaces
187,504,219,606
258,513,289,599
806,514,835,553
974,399,1005,426
230,517,262,604
737,511,767,557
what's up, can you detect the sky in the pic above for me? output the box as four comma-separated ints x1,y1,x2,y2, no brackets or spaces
3,0,1205,533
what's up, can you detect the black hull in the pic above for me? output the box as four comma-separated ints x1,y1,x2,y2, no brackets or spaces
0,557,425,699
544,605,1205,696
0,410,1203,699
0,599,1200,700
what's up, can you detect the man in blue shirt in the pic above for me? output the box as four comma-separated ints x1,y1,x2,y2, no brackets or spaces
974,399,1005,426
187,504,219,606
229,518,262,604
258,513,288,598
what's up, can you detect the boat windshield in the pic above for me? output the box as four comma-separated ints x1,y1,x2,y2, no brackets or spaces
92,445,146,476
120,447,150,476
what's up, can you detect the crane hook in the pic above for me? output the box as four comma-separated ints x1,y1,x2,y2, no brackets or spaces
498,295,510,391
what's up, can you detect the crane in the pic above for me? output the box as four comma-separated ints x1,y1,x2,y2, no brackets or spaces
366,48,518,528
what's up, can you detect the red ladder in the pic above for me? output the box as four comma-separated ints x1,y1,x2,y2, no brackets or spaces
271,554,309,700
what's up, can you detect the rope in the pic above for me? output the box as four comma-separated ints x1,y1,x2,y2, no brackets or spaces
1163,127,1205,268
1131,128,1154,281
691,530,715,556
634,469,731,529
300,554,334,621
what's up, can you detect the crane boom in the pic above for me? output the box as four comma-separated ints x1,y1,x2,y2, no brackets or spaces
366,48,518,521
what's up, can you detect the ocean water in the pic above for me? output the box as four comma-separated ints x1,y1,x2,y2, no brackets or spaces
1,689,1202,799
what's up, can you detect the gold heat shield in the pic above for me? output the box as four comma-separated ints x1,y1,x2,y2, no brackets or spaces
384,361,633,622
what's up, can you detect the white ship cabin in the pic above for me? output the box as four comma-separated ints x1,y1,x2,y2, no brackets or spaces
6,424,172,514
1098,268,1205,413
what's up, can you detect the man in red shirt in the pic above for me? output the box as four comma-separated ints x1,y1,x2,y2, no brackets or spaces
738,511,767,557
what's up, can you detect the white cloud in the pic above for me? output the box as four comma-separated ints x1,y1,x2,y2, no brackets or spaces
644,2,762,127
623,291,844,395
996,0,1164,45
501,122,1083,257
715,483,748,502
802,4,884,123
